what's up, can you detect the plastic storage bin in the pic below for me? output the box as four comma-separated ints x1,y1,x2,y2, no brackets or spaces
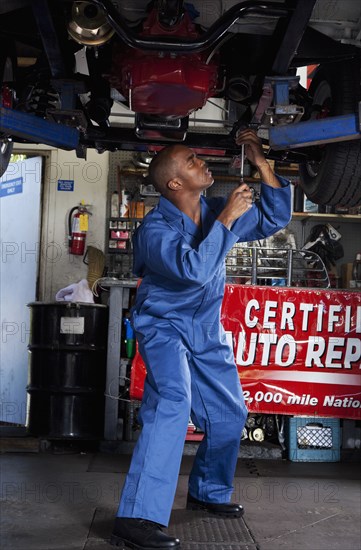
287,417,341,462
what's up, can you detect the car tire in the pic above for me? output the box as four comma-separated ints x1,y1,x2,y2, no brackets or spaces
299,59,361,207
0,42,16,178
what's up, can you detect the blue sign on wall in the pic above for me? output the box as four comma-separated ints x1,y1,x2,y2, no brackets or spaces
0,177,23,198
58,179,74,191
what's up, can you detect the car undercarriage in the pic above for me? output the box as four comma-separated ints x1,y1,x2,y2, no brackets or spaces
0,0,360,205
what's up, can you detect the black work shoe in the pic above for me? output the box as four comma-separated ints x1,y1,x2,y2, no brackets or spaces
186,492,244,518
110,517,181,549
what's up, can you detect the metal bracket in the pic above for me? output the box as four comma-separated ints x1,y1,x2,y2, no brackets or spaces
47,109,88,132
253,75,304,126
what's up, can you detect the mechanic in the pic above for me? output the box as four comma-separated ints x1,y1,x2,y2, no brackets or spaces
111,129,291,549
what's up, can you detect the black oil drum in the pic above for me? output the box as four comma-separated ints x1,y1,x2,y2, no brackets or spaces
26,302,108,439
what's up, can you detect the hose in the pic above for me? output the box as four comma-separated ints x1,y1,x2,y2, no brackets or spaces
68,206,79,248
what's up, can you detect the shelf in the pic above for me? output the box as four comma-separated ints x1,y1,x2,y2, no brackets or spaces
100,278,138,287
109,217,144,221
292,213,361,223
275,167,299,176
213,175,261,183
108,249,132,254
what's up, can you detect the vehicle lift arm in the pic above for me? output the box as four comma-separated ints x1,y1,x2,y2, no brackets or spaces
269,107,361,150
1,99,360,156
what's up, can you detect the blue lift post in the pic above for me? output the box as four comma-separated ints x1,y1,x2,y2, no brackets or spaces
0,107,79,150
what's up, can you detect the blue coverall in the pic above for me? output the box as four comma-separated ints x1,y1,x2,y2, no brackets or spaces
117,177,291,526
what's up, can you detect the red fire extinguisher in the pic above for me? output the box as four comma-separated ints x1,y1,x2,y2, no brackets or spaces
68,203,91,255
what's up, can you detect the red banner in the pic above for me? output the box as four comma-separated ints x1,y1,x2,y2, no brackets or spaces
130,285,361,419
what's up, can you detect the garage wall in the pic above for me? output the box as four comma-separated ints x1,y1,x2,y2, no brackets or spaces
14,144,109,302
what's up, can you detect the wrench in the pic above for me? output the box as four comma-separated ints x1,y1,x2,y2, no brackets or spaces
230,142,245,182
239,143,245,183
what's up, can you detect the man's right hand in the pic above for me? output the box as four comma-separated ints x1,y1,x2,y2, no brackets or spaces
217,183,253,229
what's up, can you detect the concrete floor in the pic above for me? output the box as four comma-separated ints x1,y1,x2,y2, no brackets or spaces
1,439,360,550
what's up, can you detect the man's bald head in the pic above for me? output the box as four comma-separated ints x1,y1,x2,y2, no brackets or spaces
148,145,181,196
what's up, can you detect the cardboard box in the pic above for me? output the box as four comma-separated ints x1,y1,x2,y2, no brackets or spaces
341,263,354,288
136,201,145,218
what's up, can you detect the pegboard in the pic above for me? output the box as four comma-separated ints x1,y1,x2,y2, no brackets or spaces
107,150,140,198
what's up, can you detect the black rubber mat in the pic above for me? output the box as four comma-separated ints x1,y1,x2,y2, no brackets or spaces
167,510,256,549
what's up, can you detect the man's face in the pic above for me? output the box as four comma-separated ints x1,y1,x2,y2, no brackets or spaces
170,145,214,192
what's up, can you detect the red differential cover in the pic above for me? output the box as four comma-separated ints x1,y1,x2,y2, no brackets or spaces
109,9,219,117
